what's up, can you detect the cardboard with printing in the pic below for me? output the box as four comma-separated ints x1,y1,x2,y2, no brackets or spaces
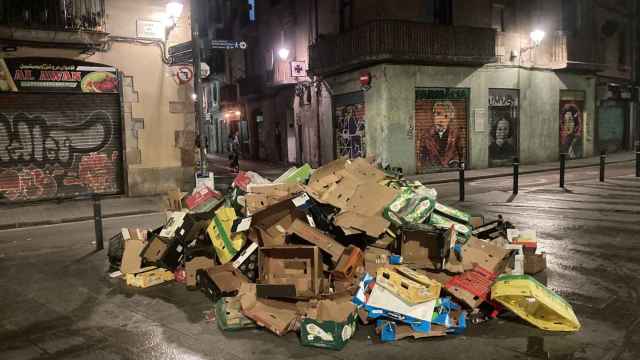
364,247,391,275
160,211,188,238
334,211,390,238
207,207,247,264
125,266,174,288
375,266,434,305
445,265,497,309
287,219,345,262
184,186,222,211
215,296,256,331
257,246,321,299
300,297,358,350
392,266,442,301
239,283,300,336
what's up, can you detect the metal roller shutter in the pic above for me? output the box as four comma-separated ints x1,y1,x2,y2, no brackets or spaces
0,93,124,202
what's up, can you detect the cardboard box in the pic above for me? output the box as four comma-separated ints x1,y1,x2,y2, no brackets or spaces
174,213,212,246
334,211,390,238
377,320,448,342
160,211,188,238
184,186,222,211
239,283,300,336
399,224,444,268
333,245,364,281
287,219,345,262
120,230,147,275
167,190,187,211
428,213,472,241
215,296,256,331
232,241,259,282
300,297,358,350
445,265,497,309
185,256,216,288
461,237,511,273
364,247,391,275
249,196,304,247
393,266,442,301
383,188,435,226
375,267,434,305
197,265,249,302
258,246,321,299
524,253,547,275
207,207,246,264
125,266,174,288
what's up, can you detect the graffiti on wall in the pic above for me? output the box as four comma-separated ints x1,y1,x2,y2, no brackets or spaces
415,88,468,173
0,110,119,201
488,89,519,166
559,90,585,159
335,103,365,159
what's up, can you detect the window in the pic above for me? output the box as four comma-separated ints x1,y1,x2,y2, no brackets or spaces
425,0,452,25
492,4,504,32
248,0,256,21
339,0,352,33
562,0,581,35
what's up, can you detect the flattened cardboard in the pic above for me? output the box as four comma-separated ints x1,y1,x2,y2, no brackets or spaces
206,264,248,294
120,239,146,274
334,212,390,238
258,246,321,299
239,283,299,336
160,211,187,238
461,237,511,273
185,256,215,287
347,182,398,217
307,159,347,192
344,157,386,182
371,234,395,249
287,219,345,262
364,247,391,275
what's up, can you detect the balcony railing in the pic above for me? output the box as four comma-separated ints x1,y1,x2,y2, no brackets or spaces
0,0,106,32
309,20,496,75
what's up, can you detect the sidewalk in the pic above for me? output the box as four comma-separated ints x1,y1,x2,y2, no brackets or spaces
206,153,292,180
407,151,636,184
0,195,164,230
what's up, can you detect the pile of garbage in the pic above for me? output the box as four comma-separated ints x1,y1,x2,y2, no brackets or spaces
107,157,581,350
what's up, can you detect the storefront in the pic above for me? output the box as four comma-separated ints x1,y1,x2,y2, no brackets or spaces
0,57,124,202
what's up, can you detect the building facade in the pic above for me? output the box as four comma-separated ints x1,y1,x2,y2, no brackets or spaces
219,0,638,174
0,0,198,202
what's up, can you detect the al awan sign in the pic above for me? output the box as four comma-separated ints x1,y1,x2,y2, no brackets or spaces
0,57,119,93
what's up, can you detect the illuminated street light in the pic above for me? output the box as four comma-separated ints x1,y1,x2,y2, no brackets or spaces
191,93,197,101
278,47,290,60
530,30,545,47
165,1,183,28
234,110,241,116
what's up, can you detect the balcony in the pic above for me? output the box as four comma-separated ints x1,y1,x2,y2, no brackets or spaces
0,0,108,47
309,20,496,76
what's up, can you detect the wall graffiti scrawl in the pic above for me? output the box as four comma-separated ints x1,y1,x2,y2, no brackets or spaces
334,92,365,159
559,90,585,159
0,93,123,202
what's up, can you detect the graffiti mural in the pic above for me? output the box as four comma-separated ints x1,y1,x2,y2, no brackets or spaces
559,90,585,159
0,93,122,202
334,92,365,159
488,89,519,166
415,88,469,173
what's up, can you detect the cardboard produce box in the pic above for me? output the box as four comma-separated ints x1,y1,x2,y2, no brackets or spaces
249,196,306,247
333,245,364,281
300,298,358,350
207,207,246,264
257,246,321,299
125,266,174,288
239,283,300,336
185,256,215,288
215,296,256,331
399,224,445,268
287,219,345,263
119,229,148,275
196,265,249,303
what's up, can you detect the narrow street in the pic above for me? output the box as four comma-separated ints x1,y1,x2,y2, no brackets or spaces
1,164,638,360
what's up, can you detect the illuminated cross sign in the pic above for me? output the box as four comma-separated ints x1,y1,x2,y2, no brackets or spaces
210,40,247,50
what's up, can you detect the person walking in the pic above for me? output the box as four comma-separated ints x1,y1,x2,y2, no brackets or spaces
229,131,240,173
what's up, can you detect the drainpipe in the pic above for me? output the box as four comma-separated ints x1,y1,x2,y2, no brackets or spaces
314,0,322,166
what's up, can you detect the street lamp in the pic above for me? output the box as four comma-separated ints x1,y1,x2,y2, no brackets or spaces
530,30,545,47
234,110,241,116
165,1,183,29
278,47,290,60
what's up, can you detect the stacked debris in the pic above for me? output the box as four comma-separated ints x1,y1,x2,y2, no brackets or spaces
107,158,581,350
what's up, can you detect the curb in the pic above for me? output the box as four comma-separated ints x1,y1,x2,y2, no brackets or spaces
0,210,163,231
408,158,635,185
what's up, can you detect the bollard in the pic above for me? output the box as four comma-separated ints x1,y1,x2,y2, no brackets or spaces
636,143,640,178
93,195,104,251
599,150,606,182
459,161,465,202
512,157,520,195
559,153,567,188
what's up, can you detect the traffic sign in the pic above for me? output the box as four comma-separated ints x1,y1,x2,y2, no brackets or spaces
211,39,247,50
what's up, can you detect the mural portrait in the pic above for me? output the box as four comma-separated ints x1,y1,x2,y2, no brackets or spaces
488,89,519,166
415,88,468,172
334,92,365,159
559,102,583,159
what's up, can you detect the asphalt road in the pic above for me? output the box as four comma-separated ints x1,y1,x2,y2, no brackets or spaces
1,164,639,360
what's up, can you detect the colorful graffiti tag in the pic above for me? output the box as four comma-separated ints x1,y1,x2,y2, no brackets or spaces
0,103,121,201
559,90,585,159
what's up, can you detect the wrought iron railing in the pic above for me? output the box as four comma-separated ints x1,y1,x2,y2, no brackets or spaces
0,0,106,32
309,19,496,75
